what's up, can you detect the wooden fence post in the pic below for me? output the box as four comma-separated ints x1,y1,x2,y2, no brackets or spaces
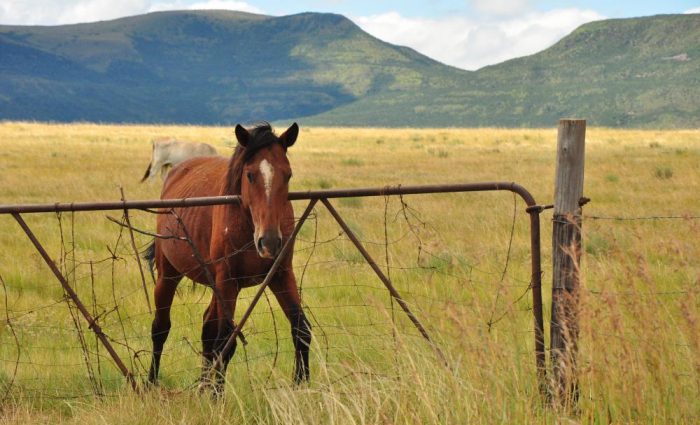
550,119,586,407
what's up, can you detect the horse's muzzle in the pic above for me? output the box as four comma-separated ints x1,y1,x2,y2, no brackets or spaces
256,233,282,259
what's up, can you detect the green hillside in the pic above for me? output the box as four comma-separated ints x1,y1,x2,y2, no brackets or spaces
0,11,698,127
0,10,458,123
306,14,700,128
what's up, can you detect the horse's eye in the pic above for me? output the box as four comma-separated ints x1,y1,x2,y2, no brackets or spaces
246,171,254,183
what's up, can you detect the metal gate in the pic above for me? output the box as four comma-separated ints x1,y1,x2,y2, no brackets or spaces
0,181,548,394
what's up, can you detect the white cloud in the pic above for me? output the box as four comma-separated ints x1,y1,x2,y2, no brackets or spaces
148,1,264,14
355,8,606,70
0,0,150,25
1,1,606,71
684,7,700,14
469,0,530,16
0,0,263,25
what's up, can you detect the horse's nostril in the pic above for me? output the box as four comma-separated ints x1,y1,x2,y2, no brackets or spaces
276,237,282,251
257,233,283,257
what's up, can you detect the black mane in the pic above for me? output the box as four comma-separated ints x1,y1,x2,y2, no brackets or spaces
240,122,279,162
225,122,284,195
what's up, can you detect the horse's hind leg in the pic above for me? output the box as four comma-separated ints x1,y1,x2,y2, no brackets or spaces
148,258,182,384
145,159,163,183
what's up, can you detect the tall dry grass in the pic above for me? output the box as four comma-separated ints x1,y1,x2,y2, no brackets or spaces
0,122,698,423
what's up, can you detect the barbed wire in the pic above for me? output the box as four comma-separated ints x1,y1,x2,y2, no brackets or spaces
7,193,694,401
0,273,20,406
583,214,700,221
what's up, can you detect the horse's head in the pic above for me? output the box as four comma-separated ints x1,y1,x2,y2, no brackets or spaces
233,122,298,259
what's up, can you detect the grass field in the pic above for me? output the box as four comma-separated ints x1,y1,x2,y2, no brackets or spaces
0,122,698,424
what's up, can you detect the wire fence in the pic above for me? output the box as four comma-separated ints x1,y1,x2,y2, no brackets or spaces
1,191,697,407
564,208,699,403
2,185,697,407
0,191,541,402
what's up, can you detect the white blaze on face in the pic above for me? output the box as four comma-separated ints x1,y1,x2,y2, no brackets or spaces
259,159,274,201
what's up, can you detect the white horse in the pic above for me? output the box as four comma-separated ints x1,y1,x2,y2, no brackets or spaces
141,138,218,182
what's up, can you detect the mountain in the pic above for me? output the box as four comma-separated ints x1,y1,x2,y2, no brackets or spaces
306,14,700,128
1,11,698,127
0,11,460,123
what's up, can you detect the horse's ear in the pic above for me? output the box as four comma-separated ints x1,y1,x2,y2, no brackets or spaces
279,122,299,148
235,124,249,147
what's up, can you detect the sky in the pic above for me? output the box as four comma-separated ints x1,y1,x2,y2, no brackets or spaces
1,1,699,70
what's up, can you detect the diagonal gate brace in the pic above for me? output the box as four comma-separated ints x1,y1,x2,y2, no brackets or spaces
213,199,318,371
2,182,546,396
320,198,448,365
11,213,138,390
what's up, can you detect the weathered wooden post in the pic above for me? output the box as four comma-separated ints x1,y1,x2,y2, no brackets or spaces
550,119,586,407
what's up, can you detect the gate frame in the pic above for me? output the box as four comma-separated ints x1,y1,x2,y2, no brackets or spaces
0,181,548,395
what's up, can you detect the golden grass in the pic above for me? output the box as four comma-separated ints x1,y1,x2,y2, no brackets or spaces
0,122,699,423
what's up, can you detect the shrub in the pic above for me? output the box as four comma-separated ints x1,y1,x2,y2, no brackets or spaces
341,158,364,166
317,178,334,189
654,166,673,179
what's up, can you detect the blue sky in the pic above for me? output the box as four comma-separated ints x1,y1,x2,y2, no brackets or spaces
2,1,699,70
251,0,698,19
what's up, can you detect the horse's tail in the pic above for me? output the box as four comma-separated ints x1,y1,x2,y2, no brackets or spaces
140,161,153,182
143,240,156,275
140,140,155,183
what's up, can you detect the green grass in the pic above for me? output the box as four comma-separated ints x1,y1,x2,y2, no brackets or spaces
0,122,699,423
655,165,674,179
340,158,364,167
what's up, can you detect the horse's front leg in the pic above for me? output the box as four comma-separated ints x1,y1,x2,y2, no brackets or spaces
207,272,239,394
270,272,311,384
198,297,219,391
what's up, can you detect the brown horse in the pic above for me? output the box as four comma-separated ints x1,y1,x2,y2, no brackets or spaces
145,122,310,392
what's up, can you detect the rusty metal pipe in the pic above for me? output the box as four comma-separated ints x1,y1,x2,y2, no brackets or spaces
0,195,242,214
1,182,546,394
11,213,138,390
0,182,534,215
528,210,547,396
321,198,449,364
213,199,318,371
290,182,538,205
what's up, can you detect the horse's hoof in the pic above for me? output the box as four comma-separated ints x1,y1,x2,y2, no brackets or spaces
211,386,225,400
197,380,212,394
197,383,225,400
144,378,159,390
